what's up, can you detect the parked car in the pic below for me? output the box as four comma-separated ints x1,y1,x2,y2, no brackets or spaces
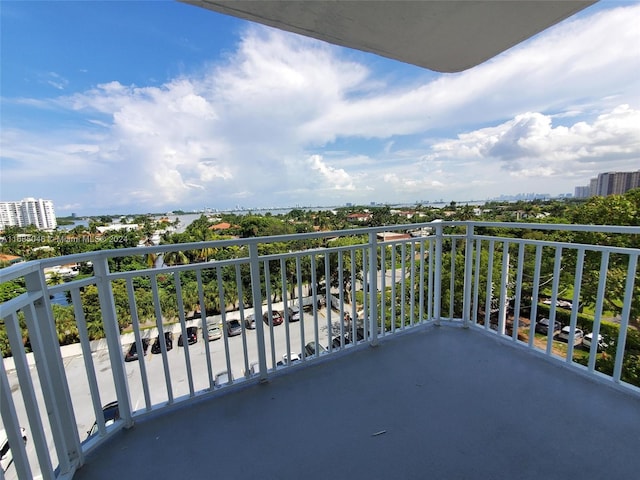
124,338,150,362
331,334,352,349
226,319,242,337
86,401,120,438
245,314,256,329
347,327,366,343
214,371,233,387
534,318,561,335
285,306,300,322
281,352,302,365
178,326,198,346
206,322,222,341
151,332,173,354
583,332,607,350
304,341,327,358
1,427,27,473
556,326,584,346
263,310,284,326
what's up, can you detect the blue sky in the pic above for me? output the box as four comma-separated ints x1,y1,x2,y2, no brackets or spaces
1,1,639,215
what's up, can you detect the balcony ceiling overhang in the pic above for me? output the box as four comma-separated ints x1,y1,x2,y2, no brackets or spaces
181,0,596,72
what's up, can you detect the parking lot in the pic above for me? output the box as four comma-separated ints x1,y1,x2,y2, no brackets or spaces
3,303,352,479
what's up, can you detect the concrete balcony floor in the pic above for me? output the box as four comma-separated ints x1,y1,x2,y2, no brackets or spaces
73,324,640,480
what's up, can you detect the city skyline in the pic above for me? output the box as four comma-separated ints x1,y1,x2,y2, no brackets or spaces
1,1,639,216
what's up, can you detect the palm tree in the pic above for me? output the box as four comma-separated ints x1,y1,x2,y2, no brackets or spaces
162,250,189,266
47,272,64,286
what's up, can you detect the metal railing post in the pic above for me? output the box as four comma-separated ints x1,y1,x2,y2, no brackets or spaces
368,231,379,346
22,269,82,476
433,221,443,326
93,257,133,428
249,243,268,381
462,223,475,328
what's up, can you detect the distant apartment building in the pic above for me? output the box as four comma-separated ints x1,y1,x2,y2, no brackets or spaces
574,186,591,199
0,198,57,230
575,170,640,198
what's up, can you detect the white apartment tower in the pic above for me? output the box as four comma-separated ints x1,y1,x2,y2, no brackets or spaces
0,198,57,230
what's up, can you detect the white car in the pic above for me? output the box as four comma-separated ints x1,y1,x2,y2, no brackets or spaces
0,427,27,473
556,326,584,346
282,352,301,365
206,322,222,341
583,332,607,350
214,371,233,387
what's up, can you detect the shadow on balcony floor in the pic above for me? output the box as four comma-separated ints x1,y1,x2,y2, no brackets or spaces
73,324,640,480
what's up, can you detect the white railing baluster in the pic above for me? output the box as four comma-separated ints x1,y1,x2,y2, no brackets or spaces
324,252,332,345
567,248,585,364
338,252,346,349
390,243,397,332
309,254,319,359
23,270,81,475
93,258,132,432
195,270,214,389
613,253,638,382
350,249,357,339
462,224,474,328
296,256,305,358
216,266,233,381
497,241,509,336
449,238,456,320
70,288,106,436
547,247,563,356
418,239,425,324
484,240,495,331
368,231,379,345
588,251,610,372
249,244,267,380
409,241,416,327
433,222,443,325
126,278,153,407
2,312,46,479
280,257,290,367
174,272,195,395
512,243,525,340
234,264,250,376
529,245,543,348
472,238,481,325
151,274,174,403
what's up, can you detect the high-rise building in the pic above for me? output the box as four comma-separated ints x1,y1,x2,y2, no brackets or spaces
0,198,57,230
575,170,640,198
574,186,590,198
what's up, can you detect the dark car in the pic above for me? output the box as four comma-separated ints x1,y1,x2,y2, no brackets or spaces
86,401,120,438
124,338,150,362
263,310,284,326
178,326,198,346
304,341,327,358
226,319,242,337
151,332,173,354
534,318,561,335
331,335,351,349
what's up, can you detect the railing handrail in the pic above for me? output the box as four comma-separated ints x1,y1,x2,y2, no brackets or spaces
3,221,638,281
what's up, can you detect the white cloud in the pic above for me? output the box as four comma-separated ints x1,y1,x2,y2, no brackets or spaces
2,3,639,211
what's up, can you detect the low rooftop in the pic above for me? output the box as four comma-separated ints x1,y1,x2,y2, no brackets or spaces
74,323,640,480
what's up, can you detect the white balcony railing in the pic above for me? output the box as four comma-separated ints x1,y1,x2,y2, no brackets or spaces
1,221,638,479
